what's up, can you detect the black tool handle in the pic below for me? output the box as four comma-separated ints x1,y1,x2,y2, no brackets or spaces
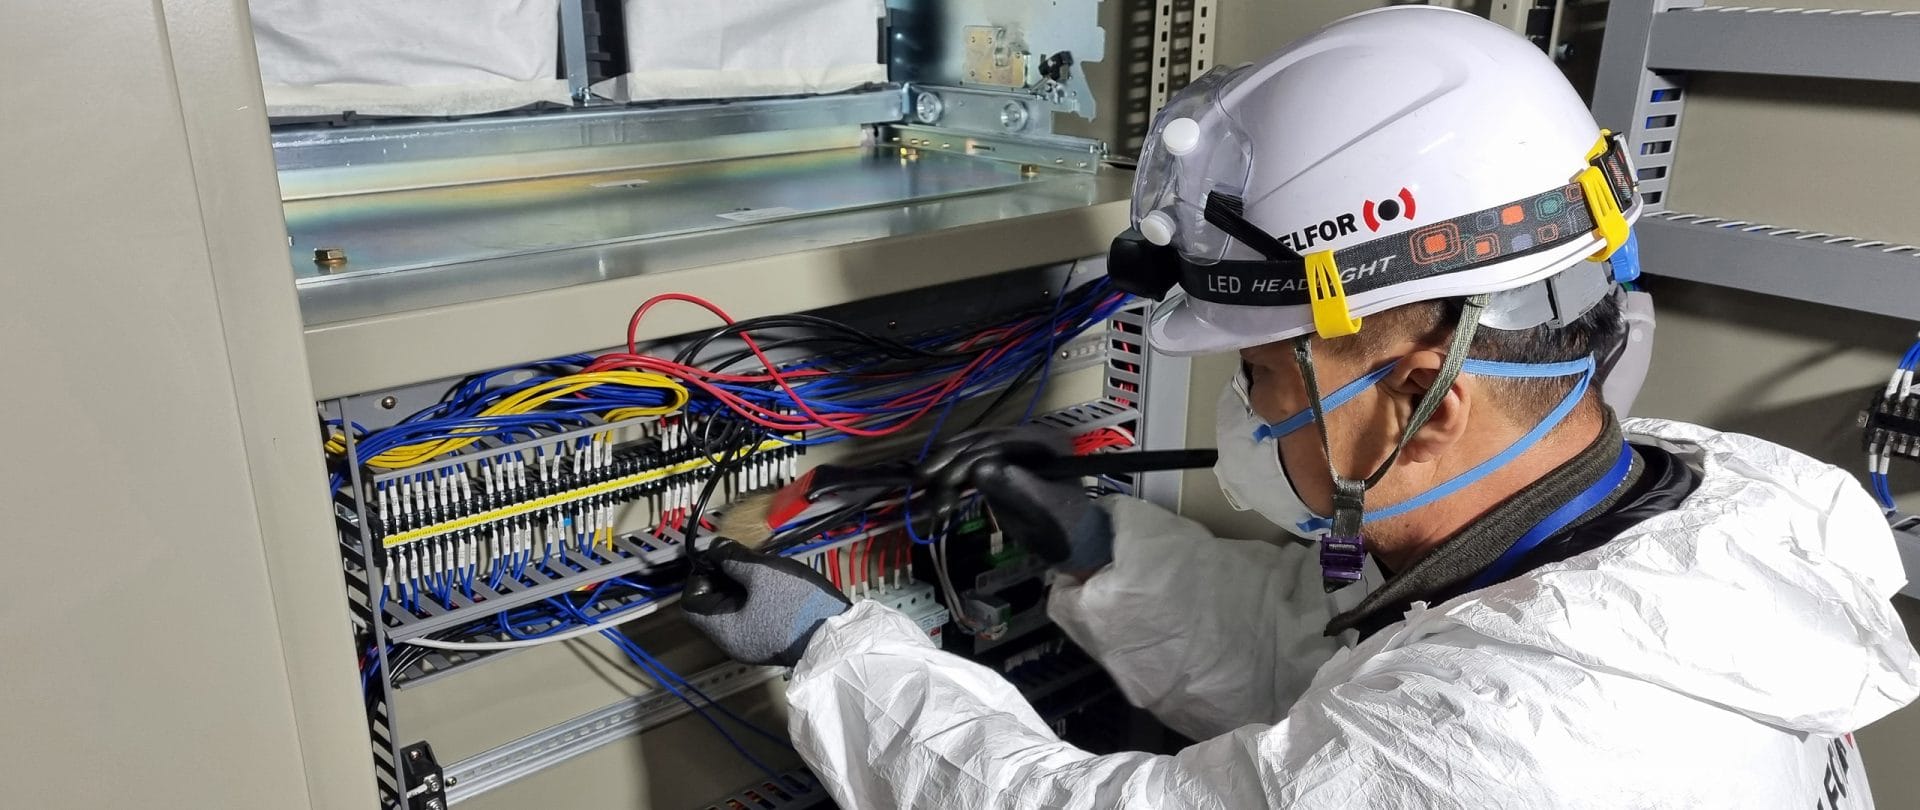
1032,449,1218,479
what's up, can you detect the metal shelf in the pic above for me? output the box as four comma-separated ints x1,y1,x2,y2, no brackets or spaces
1649,7,1920,84
1597,0,1920,319
1637,211,1920,321
300,172,1131,399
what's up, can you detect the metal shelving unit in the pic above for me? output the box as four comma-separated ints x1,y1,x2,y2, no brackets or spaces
1593,0,1920,319
1596,0,1920,577
1647,6,1920,84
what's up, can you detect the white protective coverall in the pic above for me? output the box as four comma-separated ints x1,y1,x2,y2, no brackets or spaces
786,418,1920,808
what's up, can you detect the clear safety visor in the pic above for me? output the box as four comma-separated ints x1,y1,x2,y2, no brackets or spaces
1132,65,1258,263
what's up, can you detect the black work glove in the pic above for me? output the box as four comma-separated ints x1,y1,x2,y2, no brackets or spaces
682,540,852,667
918,427,1115,573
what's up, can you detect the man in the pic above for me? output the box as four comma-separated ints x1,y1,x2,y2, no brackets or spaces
685,7,1920,807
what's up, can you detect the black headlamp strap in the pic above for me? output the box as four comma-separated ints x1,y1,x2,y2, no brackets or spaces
1176,135,1636,312
1203,192,1303,262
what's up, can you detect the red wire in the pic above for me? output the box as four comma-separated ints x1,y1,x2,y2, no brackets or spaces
827,549,840,589
611,291,1071,438
626,294,896,435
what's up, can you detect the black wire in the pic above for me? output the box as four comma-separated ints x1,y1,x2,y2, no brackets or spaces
674,314,971,368
962,271,1082,432
701,335,878,375
684,421,763,559
675,282,1108,371
961,349,1051,432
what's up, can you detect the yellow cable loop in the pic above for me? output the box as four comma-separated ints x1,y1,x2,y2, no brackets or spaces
325,372,690,470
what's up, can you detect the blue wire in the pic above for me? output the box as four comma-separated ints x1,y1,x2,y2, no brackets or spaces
902,485,940,546
1019,273,1076,424
601,631,784,780
915,395,964,463
612,636,790,747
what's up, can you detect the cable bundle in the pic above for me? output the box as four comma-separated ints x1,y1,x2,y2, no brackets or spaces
327,366,688,471
583,282,1129,444
1073,426,1137,455
1867,335,1920,510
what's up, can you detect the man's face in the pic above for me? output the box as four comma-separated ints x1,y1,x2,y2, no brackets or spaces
1237,340,1407,517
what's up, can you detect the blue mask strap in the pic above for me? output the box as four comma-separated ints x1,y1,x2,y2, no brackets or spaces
1253,364,1397,441
1297,355,1596,533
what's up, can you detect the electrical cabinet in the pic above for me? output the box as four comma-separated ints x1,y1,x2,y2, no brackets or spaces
252,1,1208,807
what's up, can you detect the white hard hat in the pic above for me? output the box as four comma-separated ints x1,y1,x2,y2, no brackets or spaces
1106,6,1642,355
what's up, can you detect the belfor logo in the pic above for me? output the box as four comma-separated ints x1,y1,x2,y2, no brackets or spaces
1362,188,1418,232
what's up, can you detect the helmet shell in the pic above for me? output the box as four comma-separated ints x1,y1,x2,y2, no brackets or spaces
1142,6,1633,355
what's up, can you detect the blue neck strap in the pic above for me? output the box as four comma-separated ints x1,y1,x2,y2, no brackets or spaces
1278,356,1598,534
1464,441,1632,591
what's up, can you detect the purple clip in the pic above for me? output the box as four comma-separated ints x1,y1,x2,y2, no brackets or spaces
1319,535,1366,590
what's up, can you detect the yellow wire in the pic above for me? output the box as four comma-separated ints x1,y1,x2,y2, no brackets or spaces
326,372,689,470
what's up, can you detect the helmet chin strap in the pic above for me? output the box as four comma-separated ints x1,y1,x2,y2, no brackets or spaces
1295,294,1490,591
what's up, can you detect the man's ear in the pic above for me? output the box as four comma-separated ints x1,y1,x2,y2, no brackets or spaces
1381,350,1469,464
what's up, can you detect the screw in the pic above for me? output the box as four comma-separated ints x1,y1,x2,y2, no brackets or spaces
1020,165,1040,179
1058,349,1072,359
426,800,445,810
423,774,442,791
886,320,899,330
1860,410,1873,428
407,750,423,763
445,777,458,787
314,247,348,267
380,396,398,410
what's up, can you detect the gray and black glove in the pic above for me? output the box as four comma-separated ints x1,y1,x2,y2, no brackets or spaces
681,540,851,667
918,427,1115,573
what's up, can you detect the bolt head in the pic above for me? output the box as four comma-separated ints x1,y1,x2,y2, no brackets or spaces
1000,102,1030,132
313,247,347,266
380,396,398,410
913,92,945,124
